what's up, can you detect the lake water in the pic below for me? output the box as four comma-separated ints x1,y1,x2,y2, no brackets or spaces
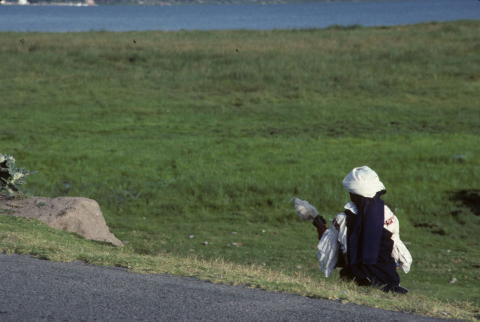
0,0,478,32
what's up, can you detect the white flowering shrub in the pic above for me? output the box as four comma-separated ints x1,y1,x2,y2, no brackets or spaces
0,153,35,194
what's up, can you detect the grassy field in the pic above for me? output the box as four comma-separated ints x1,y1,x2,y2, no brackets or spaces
1,20,479,318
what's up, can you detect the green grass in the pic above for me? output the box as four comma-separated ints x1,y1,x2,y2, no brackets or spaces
0,20,479,317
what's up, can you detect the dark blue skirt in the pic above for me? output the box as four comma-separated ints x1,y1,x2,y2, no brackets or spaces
340,228,402,292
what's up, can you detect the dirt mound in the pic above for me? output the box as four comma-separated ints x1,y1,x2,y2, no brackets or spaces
0,195,123,247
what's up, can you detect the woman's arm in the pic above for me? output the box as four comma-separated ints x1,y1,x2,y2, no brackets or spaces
312,216,327,240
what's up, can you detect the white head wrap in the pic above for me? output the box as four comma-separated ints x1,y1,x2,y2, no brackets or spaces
342,166,386,198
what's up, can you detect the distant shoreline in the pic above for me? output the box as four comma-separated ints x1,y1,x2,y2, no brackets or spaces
1,2,97,5
0,0,429,7
0,0,97,5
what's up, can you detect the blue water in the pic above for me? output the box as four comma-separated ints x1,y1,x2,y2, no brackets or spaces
0,0,478,32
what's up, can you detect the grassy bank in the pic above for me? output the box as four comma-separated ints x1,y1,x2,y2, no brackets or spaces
1,21,479,317
1,215,478,320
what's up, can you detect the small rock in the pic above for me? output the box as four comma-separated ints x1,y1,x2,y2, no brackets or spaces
403,241,411,245
296,265,302,269
232,242,238,246
449,277,457,284
131,231,137,234
188,235,195,239
231,232,237,235
226,244,231,247
203,241,208,245
446,250,451,253
2,196,123,246
261,262,266,267
143,217,146,220
189,249,195,252
262,230,265,233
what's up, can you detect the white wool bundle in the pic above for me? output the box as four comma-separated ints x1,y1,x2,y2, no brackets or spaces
292,197,319,221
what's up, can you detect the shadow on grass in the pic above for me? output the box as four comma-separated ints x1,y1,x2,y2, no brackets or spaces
450,189,480,217
411,189,480,235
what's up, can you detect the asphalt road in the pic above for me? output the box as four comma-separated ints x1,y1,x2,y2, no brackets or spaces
0,253,452,322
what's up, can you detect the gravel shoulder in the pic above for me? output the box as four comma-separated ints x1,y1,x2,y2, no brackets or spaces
0,253,455,322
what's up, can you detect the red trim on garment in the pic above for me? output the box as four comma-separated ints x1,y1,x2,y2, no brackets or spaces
385,216,395,226
332,219,341,231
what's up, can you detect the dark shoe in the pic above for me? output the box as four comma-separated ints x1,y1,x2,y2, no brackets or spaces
390,286,409,294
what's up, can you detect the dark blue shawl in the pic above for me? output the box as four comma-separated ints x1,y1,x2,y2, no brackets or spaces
346,190,386,266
